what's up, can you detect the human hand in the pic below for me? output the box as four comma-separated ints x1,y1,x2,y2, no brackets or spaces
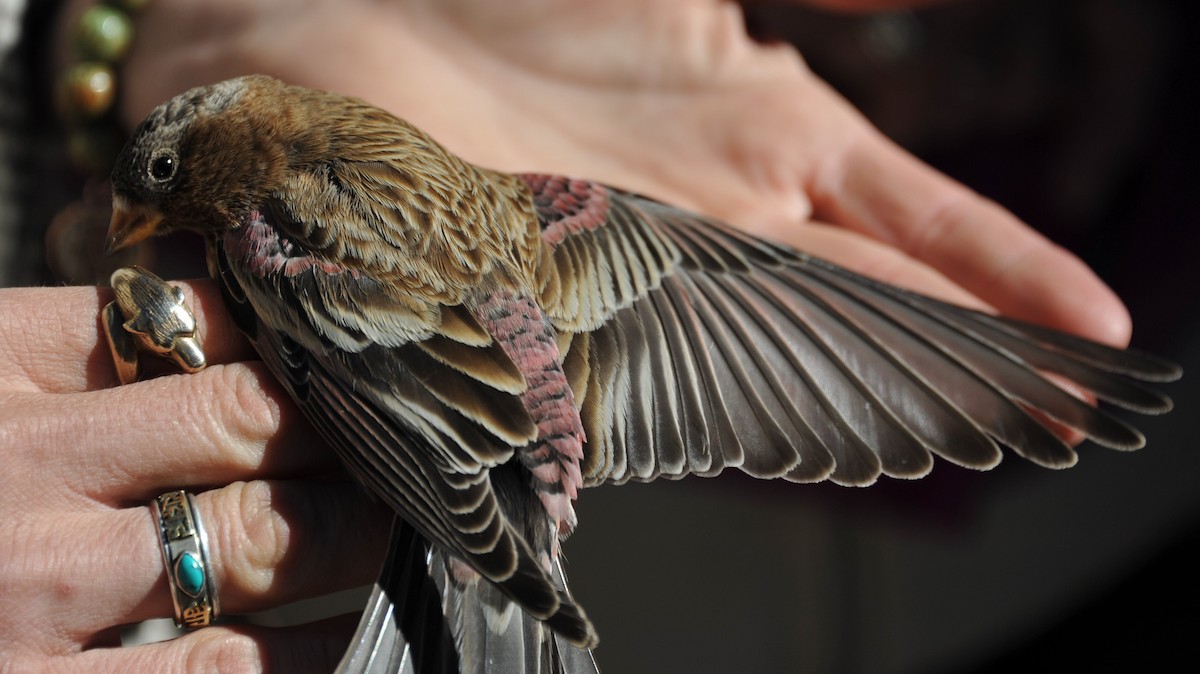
0,282,388,672
115,0,1132,350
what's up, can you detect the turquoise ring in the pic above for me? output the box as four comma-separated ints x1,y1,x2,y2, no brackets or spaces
150,490,220,629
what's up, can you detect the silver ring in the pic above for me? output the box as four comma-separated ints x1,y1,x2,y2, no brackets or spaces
151,490,220,629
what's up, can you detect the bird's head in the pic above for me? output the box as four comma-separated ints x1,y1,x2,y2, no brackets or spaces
106,75,303,254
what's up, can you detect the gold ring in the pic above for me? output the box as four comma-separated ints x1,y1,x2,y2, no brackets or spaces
102,265,206,384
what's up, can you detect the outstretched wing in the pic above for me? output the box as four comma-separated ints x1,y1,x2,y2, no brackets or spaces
520,174,1180,488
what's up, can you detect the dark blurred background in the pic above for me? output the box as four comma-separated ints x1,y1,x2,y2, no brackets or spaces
567,1,1200,671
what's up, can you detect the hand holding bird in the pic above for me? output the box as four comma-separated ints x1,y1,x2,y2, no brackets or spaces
106,74,1179,671
2,2,1183,672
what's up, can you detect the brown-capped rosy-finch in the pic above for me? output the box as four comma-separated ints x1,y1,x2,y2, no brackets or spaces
106,75,1180,673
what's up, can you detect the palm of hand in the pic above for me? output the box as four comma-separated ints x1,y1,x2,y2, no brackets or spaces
124,0,1129,346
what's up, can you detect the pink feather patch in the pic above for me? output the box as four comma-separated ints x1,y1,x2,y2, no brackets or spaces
229,210,358,279
519,174,611,248
472,289,585,536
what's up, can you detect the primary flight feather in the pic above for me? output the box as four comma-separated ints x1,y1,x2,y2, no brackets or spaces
107,75,1180,672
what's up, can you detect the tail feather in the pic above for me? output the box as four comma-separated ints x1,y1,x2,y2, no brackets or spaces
337,517,459,674
337,517,600,674
436,549,602,674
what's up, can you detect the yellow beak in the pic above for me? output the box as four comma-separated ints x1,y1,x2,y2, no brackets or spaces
106,195,165,254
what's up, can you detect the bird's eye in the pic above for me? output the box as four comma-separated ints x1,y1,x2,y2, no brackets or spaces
148,151,179,183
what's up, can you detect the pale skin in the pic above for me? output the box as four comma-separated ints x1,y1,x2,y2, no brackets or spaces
2,0,1131,670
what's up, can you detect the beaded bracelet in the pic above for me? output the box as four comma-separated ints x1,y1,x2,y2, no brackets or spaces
57,0,149,175
46,0,154,283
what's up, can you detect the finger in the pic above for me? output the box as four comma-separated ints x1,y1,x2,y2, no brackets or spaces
8,480,387,648
36,615,360,674
170,481,388,621
0,280,255,395
806,127,1133,347
7,363,335,509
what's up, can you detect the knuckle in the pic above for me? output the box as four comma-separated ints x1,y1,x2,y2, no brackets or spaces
215,482,289,594
909,189,976,259
223,365,282,443
193,365,281,468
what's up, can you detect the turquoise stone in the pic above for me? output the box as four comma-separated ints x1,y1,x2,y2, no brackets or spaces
175,552,205,597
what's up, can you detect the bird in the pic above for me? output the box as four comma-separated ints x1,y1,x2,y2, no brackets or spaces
105,74,1180,673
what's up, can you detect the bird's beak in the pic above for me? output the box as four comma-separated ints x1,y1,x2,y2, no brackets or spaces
106,195,164,254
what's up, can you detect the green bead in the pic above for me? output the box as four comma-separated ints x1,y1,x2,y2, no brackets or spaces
75,5,134,62
174,552,206,597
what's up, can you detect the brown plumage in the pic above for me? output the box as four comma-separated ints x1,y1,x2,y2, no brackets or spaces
107,75,1180,672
